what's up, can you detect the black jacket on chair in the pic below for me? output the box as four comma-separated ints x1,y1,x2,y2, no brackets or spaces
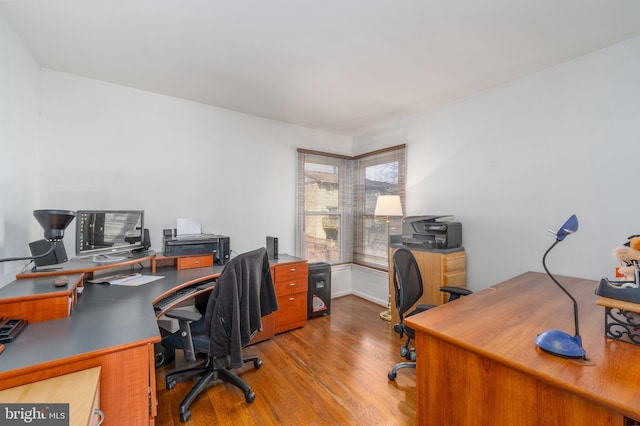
204,247,278,368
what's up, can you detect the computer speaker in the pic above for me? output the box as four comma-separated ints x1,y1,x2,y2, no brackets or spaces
266,236,278,259
29,239,68,266
142,228,151,249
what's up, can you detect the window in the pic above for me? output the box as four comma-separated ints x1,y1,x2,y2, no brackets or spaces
353,146,406,268
296,145,405,269
296,151,353,263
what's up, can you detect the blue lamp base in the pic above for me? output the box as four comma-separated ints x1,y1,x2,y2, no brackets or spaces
535,329,586,359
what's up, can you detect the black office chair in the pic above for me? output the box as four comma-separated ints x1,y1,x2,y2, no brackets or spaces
162,247,278,422
387,247,471,381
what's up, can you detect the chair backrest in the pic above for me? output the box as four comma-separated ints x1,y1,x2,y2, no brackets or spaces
204,247,278,368
392,248,423,319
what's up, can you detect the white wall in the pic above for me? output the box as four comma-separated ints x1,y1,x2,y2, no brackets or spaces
354,36,640,292
4,11,639,305
37,70,352,259
0,15,41,285
350,264,389,305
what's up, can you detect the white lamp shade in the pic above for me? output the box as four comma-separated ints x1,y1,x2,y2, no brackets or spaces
374,195,403,217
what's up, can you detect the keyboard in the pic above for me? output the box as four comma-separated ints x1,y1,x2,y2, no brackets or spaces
0,317,28,344
153,280,215,313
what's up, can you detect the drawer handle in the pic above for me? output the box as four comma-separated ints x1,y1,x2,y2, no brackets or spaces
194,260,199,264
94,409,105,426
289,297,295,301
290,268,296,272
289,283,296,287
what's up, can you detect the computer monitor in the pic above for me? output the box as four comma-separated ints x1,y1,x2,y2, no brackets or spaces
76,210,144,261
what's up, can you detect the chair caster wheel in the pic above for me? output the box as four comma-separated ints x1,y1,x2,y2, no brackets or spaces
180,410,191,422
166,379,176,390
254,359,263,369
155,353,165,368
388,370,397,381
400,347,409,358
245,390,256,403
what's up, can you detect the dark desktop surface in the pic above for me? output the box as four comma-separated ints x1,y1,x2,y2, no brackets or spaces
1,253,302,374
0,274,82,299
0,265,220,375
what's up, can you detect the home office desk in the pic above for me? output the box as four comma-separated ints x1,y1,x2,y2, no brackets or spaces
15,251,156,280
0,254,307,426
405,271,640,426
0,266,221,426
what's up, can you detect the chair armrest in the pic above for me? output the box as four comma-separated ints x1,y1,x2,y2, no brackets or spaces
440,286,473,301
416,304,436,313
163,308,202,363
440,286,472,296
164,308,202,322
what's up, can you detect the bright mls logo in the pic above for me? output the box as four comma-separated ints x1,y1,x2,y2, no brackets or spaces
0,404,69,425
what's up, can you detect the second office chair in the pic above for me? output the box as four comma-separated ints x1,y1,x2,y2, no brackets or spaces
387,247,471,381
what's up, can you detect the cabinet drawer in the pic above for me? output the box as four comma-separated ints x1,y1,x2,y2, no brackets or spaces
274,277,308,297
443,253,466,272
273,262,308,282
443,271,466,287
177,255,213,270
274,294,307,333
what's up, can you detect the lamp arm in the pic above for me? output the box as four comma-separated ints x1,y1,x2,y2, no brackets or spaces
0,240,57,263
542,239,580,338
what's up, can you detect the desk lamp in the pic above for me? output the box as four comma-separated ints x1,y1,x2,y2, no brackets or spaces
375,195,403,321
0,209,75,264
535,214,587,359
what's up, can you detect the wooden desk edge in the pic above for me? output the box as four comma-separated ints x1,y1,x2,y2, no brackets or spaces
0,337,159,388
405,276,640,423
15,253,156,279
152,271,221,318
0,274,82,303
596,296,640,313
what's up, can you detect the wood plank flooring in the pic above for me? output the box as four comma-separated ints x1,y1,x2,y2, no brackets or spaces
155,295,416,425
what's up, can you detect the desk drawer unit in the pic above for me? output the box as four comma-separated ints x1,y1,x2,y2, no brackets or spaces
272,262,308,334
442,251,466,296
176,254,214,270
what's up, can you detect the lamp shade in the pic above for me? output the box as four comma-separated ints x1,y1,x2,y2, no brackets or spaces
33,209,76,240
374,195,403,217
554,214,578,241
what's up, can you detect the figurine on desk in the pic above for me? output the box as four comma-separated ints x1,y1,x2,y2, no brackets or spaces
596,236,640,304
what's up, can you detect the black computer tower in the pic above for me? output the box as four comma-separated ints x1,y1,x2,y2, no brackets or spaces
307,262,331,318
215,236,230,264
266,236,278,259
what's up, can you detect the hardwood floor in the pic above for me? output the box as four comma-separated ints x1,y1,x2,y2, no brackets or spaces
155,295,417,425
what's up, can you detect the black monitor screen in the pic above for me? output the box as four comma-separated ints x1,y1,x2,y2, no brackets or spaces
76,210,144,256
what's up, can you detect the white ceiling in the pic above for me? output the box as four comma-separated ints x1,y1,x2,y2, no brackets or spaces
2,1,640,136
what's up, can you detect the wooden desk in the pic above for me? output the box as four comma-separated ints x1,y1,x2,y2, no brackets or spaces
0,254,307,425
0,267,222,426
405,271,640,425
0,274,83,322
15,251,156,280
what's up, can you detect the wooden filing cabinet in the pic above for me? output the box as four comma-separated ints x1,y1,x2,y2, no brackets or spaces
388,247,466,326
0,366,102,426
272,261,308,334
